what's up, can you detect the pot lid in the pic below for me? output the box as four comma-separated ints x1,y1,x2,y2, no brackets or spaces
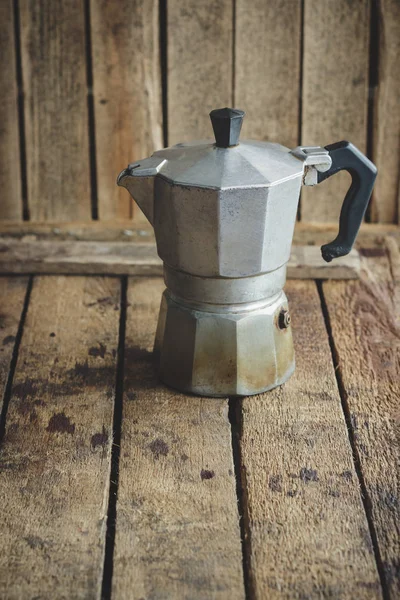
153,108,303,189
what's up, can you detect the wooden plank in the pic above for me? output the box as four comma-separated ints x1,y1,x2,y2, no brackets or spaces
112,277,245,599
288,246,360,279
167,1,233,144
301,0,371,222
0,239,161,276
370,0,400,223
0,277,29,413
0,219,155,241
0,220,398,246
0,276,120,597
291,223,400,250
0,0,22,220
235,0,301,147
19,0,91,221
239,280,381,598
323,241,400,596
91,0,163,221
0,239,361,279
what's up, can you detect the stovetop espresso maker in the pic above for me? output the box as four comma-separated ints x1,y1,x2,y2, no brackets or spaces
118,108,376,397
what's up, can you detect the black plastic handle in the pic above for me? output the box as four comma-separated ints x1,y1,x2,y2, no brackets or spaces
317,141,377,262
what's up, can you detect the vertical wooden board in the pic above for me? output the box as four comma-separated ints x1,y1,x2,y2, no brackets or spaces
0,277,28,412
0,0,22,220
370,0,400,223
167,1,233,145
20,0,91,221
91,0,163,221
240,280,381,599
323,245,400,596
112,277,245,600
301,0,370,222
235,0,301,148
0,276,120,598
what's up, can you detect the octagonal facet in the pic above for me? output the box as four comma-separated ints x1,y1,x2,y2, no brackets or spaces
155,290,295,397
153,174,302,277
153,139,303,189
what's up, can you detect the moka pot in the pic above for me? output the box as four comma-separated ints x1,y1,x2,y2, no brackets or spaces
118,108,377,397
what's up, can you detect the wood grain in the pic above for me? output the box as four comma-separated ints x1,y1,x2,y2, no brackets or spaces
235,0,301,148
301,0,371,222
0,0,22,220
0,276,120,598
167,0,233,144
91,0,163,220
0,220,398,246
239,280,381,598
0,239,361,279
112,277,245,599
370,0,400,223
323,242,400,596
19,0,91,221
0,277,29,413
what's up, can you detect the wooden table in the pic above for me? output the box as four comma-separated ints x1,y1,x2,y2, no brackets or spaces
0,237,398,599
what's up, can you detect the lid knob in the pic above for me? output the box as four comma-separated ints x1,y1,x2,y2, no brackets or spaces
209,107,245,148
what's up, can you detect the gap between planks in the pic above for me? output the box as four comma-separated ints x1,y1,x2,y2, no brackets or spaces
101,276,127,600
0,276,32,440
0,239,361,279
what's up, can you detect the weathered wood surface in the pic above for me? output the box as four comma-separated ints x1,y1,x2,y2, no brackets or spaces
323,240,400,597
0,246,397,597
0,276,120,598
0,220,398,247
167,0,233,144
301,0,371,223
239,279,381,598
235,0,301,148
0,0,22,220
112,277,245,599
0,1,399,225
19,0,91,221
0,240,162,276
91,0,163,220
370,0,400,223
0,239,361,279
0,277,29,414
291,223,400,250
0,220,155,241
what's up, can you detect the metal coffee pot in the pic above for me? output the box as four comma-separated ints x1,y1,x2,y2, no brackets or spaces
118,108,376,397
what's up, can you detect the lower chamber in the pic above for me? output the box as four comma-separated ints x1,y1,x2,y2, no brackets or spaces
153,267,295,397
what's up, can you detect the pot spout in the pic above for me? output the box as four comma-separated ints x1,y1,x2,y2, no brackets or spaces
117,157,167,226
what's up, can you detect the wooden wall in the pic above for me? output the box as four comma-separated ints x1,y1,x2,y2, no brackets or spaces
0,0,399,225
